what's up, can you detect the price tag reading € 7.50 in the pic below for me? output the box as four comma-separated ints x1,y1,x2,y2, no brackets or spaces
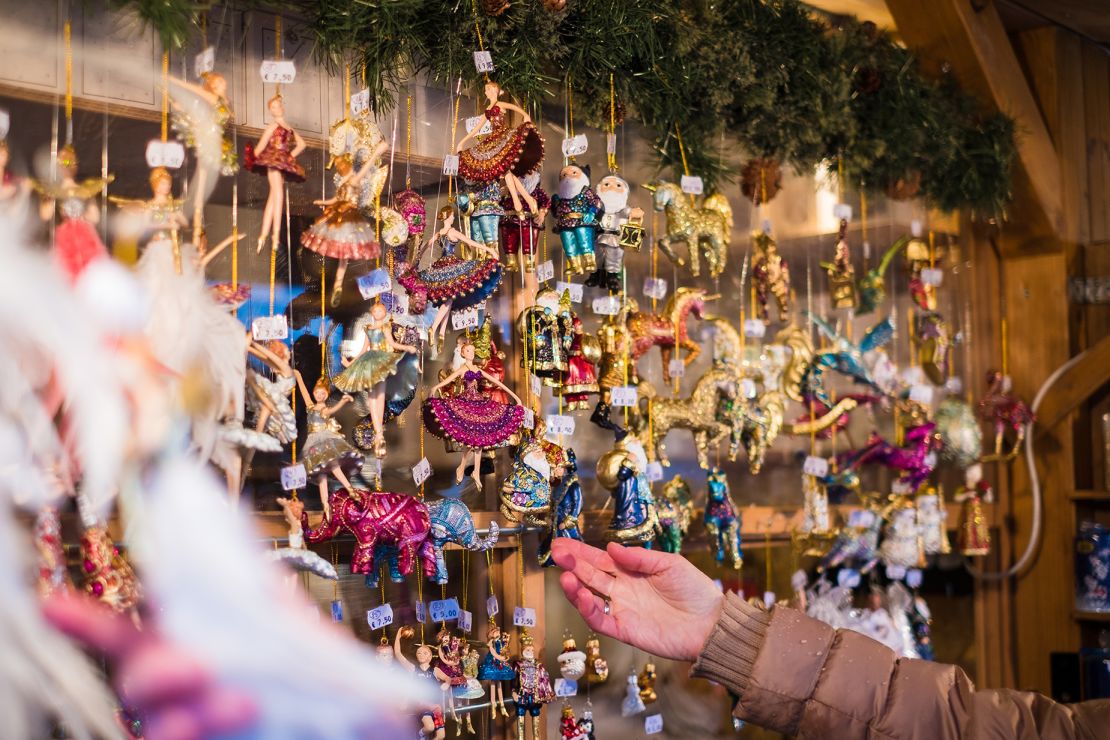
367,604,394,631
561,134,588,157
451,307,480,330
280,463,307,491
554,678,578,697
592,295,621,316
536,260,555,283
429,598,460,623
802,455,829,478
680,175,703,195
251,314,289,341
411,457,431,486
458,609,473,633
513,606,537,628
645,715,664,735
486,595,499,617
555,281,584,303
259,59,296,84
546,414,575,437
350,88,370,117
610,386,638,407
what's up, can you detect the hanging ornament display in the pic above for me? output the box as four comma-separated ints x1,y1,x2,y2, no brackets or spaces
479,619,515,720
596,434,657,545
33,146,113,282
244,94,306,253
751,231,791,323
637,662,658,704
654,475,694,554
540,448,584,567
644,181,732,279
955,463,992,556
634,365,736,469
269,497,338,579
518,287,573,387
704,468,742,569
501,419,559,525
512,631,553,740
427,498,500,584
557,635,587,680
591,302,635,434
856,238,906,314
394,626,449,739
935,398,982,467
552,163,602,276
588,175,644,293
585,636,609,684
977,369,1034,463
620,670,646,716
499,170,548,273
821,218,858,310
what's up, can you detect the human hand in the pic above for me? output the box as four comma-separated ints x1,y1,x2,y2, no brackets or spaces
43,594,257,740
552,539,723,663
342,394,354,403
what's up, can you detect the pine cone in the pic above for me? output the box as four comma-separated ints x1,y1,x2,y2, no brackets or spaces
481,0,510,16
886,170,922,200
857,67,881,95
613,100,627,126
543,0,567,10
740,157,783,205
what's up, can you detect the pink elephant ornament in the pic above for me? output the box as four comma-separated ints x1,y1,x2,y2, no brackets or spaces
303,488,436,586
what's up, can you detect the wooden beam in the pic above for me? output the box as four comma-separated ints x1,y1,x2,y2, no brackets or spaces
885,0,1066,251
1034,331,1110,432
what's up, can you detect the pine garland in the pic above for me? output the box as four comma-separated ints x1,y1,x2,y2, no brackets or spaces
118,0,1015,216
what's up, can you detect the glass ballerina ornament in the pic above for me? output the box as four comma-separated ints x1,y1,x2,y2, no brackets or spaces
456,80,545,218
399,205,503,352
301,153,383,307
332,301,417,458
33,145,113,282
478,620,515,721
424,336,524,487
394,626,449,740
245,94,306,253
246,340,299,446
295,375,361,516
109,166,187,254
168,71,238,242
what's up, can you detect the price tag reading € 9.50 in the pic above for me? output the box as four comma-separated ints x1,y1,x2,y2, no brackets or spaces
451,307,480,331
367,604,393,631
280,463,307,491
251,314,289,341
513,606,537,628
802,455,829,478
610,386,638,407
411,457,431,486
473,50,495,73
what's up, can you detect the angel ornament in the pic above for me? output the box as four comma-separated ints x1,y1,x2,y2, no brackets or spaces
246,340,299,446
955,463,992,556
332,301,417,458
34,145,113,282
244,94,306,253
456,80,545,217
423,336,525,487
109,166,187,252
169,72,238,241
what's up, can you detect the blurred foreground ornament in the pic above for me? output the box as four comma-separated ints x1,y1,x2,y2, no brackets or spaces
977,370,1033,462
821,219,858,310
585,636,608,684
637,662,658,704
936,398,982,467
79,525,141,623
857,238,907,315
621,671,646,716
955,464,992,556
268,496,338,579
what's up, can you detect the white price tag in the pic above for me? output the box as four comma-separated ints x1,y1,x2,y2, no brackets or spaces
441,154,459,176
862,240,872,260
280,463,307,491
145,140,186,169
803,455,829,478
920,268,944,287
350,88,370,117
945,376,963,395
546,414,575,436
606,132,616,154
465,115,493,136
680,175,703,195
251,314,289,341
667,358,686,378
561,134,588,157
891,480,912,496
763,591,777,608
522,407,535,430
743,318,767,339
0,109,9,139
610,385,638,407
451,307,480,330
910,219,924,238
536,260,555,283
886,564,907,581
847,509,876,528
411,457,432,486
530,375,543,397
909,384,934,405
645,714,664,734
472,50,495,73
259,59,296,84
512,606,537,628
833,202,853,222
643,277,668,300
554,678,578,697
486,595,499,617
555,281,584,303
906,569,923,589
194,46,215,77
592,295,621,316
741,378,757,399
838,569,861,588
382,290,409,315
415,600,426,623
367,604,394,630
357,268,392,299
645,461,664,482
459,609,473,633
429,598,460,622
901,366,925,386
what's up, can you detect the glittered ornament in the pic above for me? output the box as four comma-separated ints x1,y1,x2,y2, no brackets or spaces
543,0,567,10
856,67,881,95
480,0,510,15
740,157,782,205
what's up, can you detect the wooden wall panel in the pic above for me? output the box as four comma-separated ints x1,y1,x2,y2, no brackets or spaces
0,0,60,90
1084,45,1110,245
78,6,160,109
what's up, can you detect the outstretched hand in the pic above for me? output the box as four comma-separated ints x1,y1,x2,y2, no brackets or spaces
551,539,723,663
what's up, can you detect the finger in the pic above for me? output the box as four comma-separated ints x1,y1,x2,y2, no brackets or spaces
572,557,617,600
572,584,620,639
117,642,209,709
42,593,139,659
559,571,586,605
606,542,670,576
551,538,616,575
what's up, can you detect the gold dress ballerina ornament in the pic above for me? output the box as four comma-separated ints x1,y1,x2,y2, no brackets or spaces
821,218,858,310
752,230,791,323
644,181,732,279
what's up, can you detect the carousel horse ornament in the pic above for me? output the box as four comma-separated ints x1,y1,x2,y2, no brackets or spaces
977,369,1034,462
726,388,785,475
427,499,500,584
654,475,694,553
626,287,715,382
302,488,436,586
806,312,896,392
644,181,732,279
704,468,742,569
776,323,816,404
632,366,738,469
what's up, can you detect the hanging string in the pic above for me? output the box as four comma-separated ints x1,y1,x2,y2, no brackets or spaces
63,20,73,143
405,94,413,190
607,72,618,172
764,530,773,592
160,52,169,141
860,190,869,269
269,241,277,314
200,12,208,49
274,15,283,94
517,538,525,611
415,570,424,643
344,63,351,112
231,139,239,288
674,124,695,207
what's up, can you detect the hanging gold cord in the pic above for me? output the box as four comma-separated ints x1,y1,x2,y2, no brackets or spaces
381,567,389,642
440,583,448,629
344,63,351,112
63,21,73,138
160,52,169,141
462,551,470,613
674,124,694,207
447,89,462,202
470,0,490,82
274,15,283,94
331,544,339,601
405,94,413,190
860,190,869,268
567,76,575,140
764,529,773,592
416,567,425,643
320,263,326,367
608,72,618,172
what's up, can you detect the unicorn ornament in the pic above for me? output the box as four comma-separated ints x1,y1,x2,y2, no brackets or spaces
644,181,733,279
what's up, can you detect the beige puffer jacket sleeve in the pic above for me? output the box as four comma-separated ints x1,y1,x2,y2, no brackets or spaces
691,592,1110,739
